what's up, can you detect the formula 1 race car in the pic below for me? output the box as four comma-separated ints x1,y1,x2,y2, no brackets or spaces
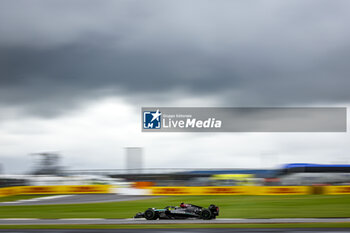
134,203,219,220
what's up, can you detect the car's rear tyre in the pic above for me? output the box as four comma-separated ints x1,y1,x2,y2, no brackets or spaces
144,209,158,220
200,209,212,220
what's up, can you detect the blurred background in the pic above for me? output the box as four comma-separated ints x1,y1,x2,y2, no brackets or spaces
0,0,350,194
1,149,350,190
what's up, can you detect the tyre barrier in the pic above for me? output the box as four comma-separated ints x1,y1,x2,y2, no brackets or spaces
2,185,350,197
150,186,350,195
0,185,113,197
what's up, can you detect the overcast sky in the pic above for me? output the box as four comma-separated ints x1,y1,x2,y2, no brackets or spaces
0,0,349,173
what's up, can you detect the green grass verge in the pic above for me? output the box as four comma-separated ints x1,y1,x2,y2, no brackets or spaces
0,195,350,218
1,223,350,229
0,195,51,202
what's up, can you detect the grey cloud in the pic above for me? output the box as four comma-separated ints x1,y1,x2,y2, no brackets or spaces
0,0,350,118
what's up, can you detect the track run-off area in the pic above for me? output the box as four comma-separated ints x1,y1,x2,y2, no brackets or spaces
0,218,350,225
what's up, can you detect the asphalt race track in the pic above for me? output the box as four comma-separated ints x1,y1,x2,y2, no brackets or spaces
1,229,350,233
0,218,350,225
1,196,350,232
1,218,350,233
0,195,158,206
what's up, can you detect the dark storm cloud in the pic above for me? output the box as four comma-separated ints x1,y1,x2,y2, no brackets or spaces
0,0,350,117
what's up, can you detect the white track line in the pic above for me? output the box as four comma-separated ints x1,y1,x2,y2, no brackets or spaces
1,218,350,222
2,195,73,204
60,218,105,221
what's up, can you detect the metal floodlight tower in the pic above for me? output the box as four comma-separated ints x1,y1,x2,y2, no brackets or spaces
30,151,62,175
